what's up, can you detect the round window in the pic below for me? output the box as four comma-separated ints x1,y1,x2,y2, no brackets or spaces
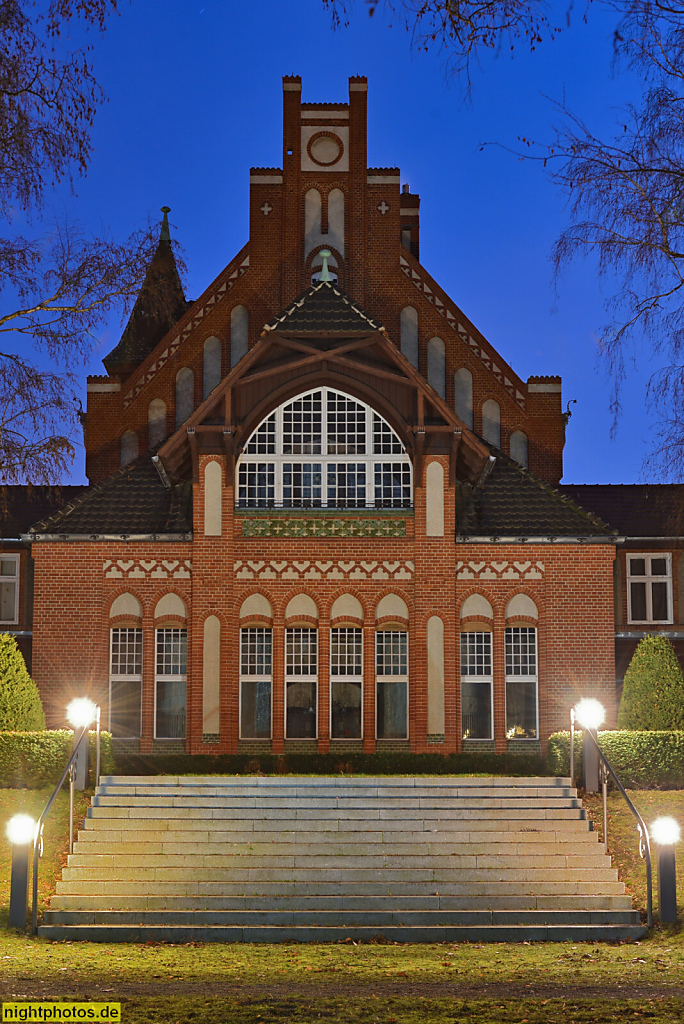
308,133,343,166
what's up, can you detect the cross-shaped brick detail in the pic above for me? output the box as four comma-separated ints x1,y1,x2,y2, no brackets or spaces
260,202,273,216
377,200,390,215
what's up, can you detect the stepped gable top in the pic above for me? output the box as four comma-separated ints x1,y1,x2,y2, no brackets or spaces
103,208,188,380
264,280,383,336
28,455,192,538
458,453,615,539
0,486,88,538
558,484,684,538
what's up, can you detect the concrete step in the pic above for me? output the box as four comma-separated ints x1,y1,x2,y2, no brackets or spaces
82,816,591,833
72,833,602,851
49,893,635,912
99,775,574,788
87,805,587,821
37,922,647,943
66,853,613,870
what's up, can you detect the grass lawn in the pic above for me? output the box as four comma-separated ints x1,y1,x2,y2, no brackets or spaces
0,783,683,1023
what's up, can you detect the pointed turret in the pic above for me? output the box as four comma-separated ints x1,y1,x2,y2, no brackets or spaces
103,207,188,379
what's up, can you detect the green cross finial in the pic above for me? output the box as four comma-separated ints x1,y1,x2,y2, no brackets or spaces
319,249,333,283
160,206,171,242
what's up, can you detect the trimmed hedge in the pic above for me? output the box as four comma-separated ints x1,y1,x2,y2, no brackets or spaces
112,749,547,778
0,730,115,788
547,730,684,789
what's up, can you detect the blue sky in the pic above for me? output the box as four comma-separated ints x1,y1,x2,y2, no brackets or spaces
47,0,660,484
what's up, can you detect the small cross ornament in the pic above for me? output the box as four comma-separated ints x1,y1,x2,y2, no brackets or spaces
377,201,390,215
260,202,273,216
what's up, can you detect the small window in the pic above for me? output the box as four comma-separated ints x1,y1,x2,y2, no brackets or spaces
627,554,672,623
155,627,187,739
240,627,272,739
460,631,493,740
285,628,317,739
505,626,538,739
237,463,275,507
330,627,363,739
109,627,142,738
0,555,19,625
375,631,408,739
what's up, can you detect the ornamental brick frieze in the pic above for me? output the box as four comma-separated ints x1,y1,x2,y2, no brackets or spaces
241,517,407,538
456,560,544,581
400,253,525,409
234,559,414,581
103,558,192,580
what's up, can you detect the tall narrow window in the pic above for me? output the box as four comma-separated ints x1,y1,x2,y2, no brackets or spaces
175,367,194,428
148,399,166,449
155,627,187,739
427,337,446,398
330,628,363,739
285,628,317,739
328,188,345,256
454,368,473,429
240,628,272,739
231,305,249,367
120,429,139,468
460,631,493,740
109,628,142,738
203,336,222,398
400,307,418,368
304,188,322,259
510,430,529,468
482,399,501,447
505,627,538,739
627,554,672,623
0,555,19,625
375,631,408,739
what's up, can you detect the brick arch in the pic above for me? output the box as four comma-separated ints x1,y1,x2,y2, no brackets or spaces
236,585,277,621
234,372,415,460
323,586,369,622
151,587,190,623
418,608,449,630
503,585,544,624
106,585,146,618
456,587,497,620
277,587,321,622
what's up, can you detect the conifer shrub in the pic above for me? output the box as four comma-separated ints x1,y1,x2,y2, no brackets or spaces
618,635,684,730
0,633,45,730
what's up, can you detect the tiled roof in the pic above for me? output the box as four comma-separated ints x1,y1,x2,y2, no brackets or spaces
29,456,192,537
457,455,614,537
264,281,383,334
558,484,684,537
0,486,88,537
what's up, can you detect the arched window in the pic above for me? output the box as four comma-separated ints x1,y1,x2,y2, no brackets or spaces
460,626,493,741
203,336,221,398
148,399,166,449
505,625,538,739
231,305,248,368
482,399,501,447
454,368,473,429
400,306,418,368
427,337,446,398
328,188,345,256
175,367,194,429
120,429,138,468
304,188,322,259
237,388,412,510
510,430,529,468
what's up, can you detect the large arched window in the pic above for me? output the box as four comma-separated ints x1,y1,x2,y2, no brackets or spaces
237,388,412,509
175,367,194,428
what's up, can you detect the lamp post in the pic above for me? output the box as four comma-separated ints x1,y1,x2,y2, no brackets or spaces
6,814,36,929
652,817,680,925
574,699,606,793
66,698,98,791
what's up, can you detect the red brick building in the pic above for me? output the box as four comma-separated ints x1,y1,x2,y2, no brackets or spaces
22,77,684,755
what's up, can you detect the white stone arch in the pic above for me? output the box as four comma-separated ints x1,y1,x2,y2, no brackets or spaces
175,367,194,428
427,337,446,399
482,399,501,448
330,594,363,623
203,336,222,399
460,594,494,620
154,593,187,620
426,461,444,536
240,594,273,622
204,460,222,536
454,368,473,429
148,399,166,449
231,305,249,368
375,593,409,624
110,593,142,619
285,594,319,623
120,429,139,468
400,306,418,368
510,430,529,468
505,594,538,620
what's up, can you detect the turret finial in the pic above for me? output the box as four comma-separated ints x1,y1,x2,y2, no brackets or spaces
160,206,171,242
319,249,333,283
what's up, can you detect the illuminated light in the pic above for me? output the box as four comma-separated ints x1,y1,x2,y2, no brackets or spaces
651,817,681,846
66,698,97,730
574,698,606,731
6,814,36,845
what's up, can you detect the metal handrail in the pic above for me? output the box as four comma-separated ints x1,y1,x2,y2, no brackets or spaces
31,727,88,935
570,719,653,929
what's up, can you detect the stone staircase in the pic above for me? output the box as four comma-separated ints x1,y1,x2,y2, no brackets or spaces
40,775,646,942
